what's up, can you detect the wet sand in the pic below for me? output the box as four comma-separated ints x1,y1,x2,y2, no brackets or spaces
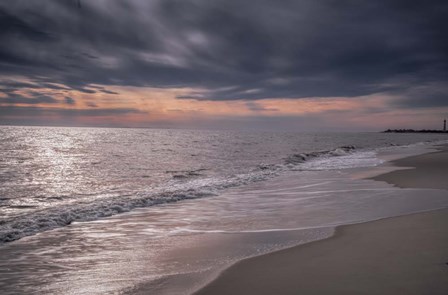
195,147,448,295
372,145,448,190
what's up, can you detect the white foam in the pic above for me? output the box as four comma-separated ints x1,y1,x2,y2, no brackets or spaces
1,140,446,244
298,150,383,170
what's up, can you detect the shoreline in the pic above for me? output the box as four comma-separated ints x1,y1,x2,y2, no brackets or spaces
195,208,448,295
371,145,448,190
2,141,448,294
194,145,448,295
0,140,444,246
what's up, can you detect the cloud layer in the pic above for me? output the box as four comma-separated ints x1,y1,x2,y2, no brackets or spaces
0,0,447,129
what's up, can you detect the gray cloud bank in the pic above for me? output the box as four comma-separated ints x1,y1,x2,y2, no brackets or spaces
0,0,447,107
0,105,145,127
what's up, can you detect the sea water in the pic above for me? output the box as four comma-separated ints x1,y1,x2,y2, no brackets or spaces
1,126,448,294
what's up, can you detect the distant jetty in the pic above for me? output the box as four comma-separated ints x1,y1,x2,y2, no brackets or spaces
383,129,448,134
384,119,447,133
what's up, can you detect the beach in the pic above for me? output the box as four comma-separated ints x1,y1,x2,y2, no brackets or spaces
1,129,448,295
196,146,448,295
2,1,448,294
372,145,448,190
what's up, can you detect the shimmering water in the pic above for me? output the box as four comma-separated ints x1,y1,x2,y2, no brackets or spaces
1,126,448,294
1,161,448,295
1,125,447,242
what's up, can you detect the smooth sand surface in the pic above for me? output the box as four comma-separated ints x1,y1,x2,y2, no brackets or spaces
196,147,448,295
196,209,448,295
372,145,448,190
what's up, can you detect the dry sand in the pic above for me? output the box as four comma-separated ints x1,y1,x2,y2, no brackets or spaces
195,146,448,295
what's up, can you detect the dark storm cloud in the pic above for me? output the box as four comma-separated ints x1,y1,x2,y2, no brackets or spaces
0,93,58,104
0,105,144,117
0,80,78,94
0,0,447,105
0,104,147,127
64,96,75,105
391,83,448,108
100,89,119,95
245,101,278,112
85,101,98,108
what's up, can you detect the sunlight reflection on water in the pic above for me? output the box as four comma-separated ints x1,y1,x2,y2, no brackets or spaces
1,167,448,295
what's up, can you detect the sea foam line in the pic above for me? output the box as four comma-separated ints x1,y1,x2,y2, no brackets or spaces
0,143,417,244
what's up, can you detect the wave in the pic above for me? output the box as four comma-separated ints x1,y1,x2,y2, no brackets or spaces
166,168,208,179
284,145,356,165
0,145,379,244
0,169,277,244
0,190,212,243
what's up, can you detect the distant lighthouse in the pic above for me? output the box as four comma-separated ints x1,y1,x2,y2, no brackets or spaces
444,119,447,132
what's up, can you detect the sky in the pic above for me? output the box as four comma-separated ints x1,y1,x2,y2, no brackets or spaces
0,0,447,131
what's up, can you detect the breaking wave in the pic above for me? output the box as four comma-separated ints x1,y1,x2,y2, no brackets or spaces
0,145,381,243
284,145,357,166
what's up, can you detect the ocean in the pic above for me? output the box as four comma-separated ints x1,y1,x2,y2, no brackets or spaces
1,126,448,294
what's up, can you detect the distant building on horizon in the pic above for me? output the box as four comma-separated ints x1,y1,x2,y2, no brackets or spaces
444,119,446,132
